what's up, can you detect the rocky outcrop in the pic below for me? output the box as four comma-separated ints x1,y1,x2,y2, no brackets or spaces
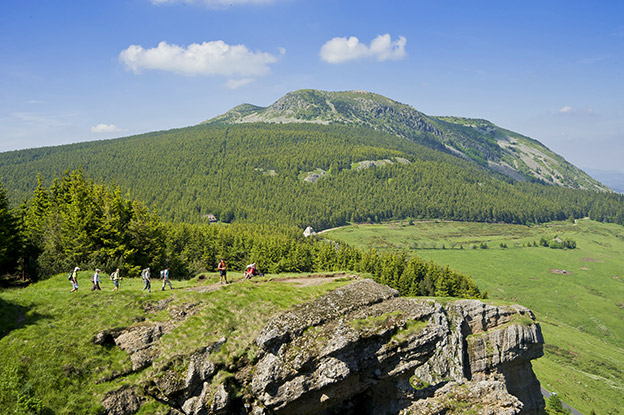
303,169,327,183
143,337,227,414
102,386,145,415
456,301,545,414
94,300,202,377
251,280,543,415
403,380,523,414
99,279,544,415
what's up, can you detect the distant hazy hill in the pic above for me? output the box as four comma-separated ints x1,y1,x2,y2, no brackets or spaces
585,168,624,193
205,89,608,192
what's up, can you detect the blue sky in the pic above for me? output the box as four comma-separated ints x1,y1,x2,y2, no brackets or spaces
1,0,623,172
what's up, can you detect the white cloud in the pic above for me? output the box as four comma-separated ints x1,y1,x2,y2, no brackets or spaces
150,0,276,8
320,34,407,64
369,34,407,61
557,106,595,116
12,112,73,127
119,40,278,78
225,78,254,89
91,123,123,133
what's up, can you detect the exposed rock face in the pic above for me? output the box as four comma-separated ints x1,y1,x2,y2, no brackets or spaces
94,300,202,374
100,279,544,415
303,169,327,183
252,280,544,415
445,301,544,415
101,386,144,415
403,380,523,415
145,337,227,415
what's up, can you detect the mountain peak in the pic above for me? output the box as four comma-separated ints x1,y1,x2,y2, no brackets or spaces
204,89,440,136
203,89,609,192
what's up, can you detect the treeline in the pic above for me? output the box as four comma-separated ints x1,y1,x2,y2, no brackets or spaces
165,222,483,298
0,170,483,299
11,170,164,279
1,123,623,229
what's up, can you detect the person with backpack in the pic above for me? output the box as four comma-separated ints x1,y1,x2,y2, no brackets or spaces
141,267,151,293
217,259,228,284
243,263,258,280
161,266,172,291
91,269,102,291
69,267,80,292
111,268,121,292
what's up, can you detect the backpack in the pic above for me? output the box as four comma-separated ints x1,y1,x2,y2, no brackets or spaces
141,269,148,280
67,272,72,280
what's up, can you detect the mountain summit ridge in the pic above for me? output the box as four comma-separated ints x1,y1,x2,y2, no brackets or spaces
205,89,609,192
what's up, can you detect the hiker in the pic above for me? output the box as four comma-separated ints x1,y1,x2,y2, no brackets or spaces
141,267,151,293
161,266,172,291
91,269,102,291
70,267,80,292
217,259,228,284
110,268,121,291
243,263,258,280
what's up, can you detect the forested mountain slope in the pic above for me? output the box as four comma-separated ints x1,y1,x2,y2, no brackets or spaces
205,89,609,192
1,123,623,229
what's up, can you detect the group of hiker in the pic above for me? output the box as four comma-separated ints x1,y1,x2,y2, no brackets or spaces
68,265,171,293
138,266,172,293
218,259,261,284
68,259,261,293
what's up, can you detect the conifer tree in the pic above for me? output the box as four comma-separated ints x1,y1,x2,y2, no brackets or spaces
0,183,19,275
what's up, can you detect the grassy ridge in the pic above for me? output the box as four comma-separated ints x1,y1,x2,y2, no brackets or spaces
0,273,351,414
326,219,624,415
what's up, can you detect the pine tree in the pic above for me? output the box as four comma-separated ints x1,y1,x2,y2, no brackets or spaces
0,183,19,276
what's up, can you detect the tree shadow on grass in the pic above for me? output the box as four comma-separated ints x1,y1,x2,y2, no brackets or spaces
0,297,47,340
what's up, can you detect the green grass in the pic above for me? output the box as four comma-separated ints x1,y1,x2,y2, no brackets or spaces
0,272,350,415
327,219,624,415
349,310,403,331
391,319,429,344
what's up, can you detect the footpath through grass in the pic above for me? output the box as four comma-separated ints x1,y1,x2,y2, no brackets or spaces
327,219,624,415
0,272,351,415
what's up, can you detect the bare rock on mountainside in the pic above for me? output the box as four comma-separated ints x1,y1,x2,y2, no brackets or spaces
403,380,523,415
101,386,145,415
100,279,544,415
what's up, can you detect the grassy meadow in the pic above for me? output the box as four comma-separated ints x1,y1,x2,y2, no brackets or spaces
326,219,624,415
0,272,351,415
